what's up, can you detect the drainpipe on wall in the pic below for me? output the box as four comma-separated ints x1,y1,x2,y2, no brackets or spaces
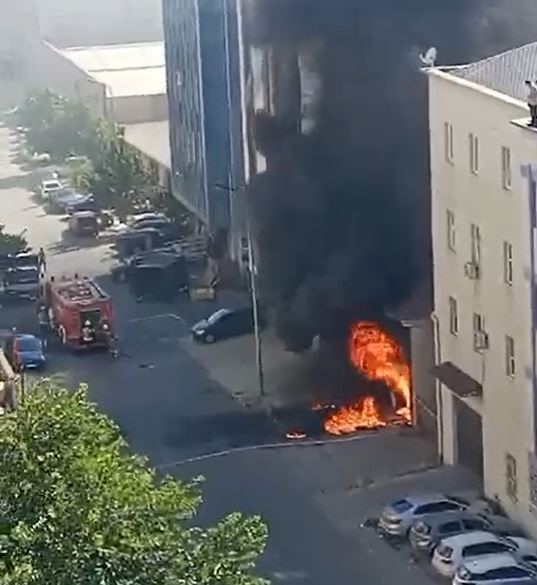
431,312,444,464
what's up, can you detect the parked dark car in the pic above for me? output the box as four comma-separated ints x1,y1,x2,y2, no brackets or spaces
191,306,265,343
68,211,99,237
0,251,38,272
8,334,46,371
11,252,39,270
66,195,98,215
2,266,40,298
49,189,93,214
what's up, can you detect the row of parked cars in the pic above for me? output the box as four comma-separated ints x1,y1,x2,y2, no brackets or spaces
378,493,537,584
40,177,96,215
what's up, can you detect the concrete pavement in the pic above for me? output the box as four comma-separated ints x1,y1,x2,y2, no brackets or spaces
0,125,480,585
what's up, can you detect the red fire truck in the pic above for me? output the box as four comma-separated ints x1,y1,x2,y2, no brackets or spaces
42,275,115,351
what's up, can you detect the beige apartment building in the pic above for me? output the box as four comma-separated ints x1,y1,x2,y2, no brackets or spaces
428,42,537,536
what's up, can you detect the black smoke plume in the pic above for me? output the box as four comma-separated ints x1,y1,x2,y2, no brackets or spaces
245,0,537,352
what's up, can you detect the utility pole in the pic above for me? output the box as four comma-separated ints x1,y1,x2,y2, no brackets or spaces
214,182,266,410
246,215,266,403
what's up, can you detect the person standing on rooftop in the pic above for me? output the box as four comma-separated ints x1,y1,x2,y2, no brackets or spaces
525,80,537,127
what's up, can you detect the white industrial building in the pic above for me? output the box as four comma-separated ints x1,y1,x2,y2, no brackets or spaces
39,41,171,191
427,42,537,536
43,42,167,125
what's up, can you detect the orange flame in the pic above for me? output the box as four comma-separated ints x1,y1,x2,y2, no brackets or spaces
324,396,386,435
323,321,412,435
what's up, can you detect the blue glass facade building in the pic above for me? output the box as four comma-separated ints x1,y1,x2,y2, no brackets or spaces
163,0,245,239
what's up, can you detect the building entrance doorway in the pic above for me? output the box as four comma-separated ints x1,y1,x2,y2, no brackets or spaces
455,397,484,479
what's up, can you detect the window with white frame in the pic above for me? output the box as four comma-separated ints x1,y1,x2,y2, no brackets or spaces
473,313,486,351
444,122,454,163
505,335,516,377
503,241,513,285
449,296,458,335
506,453,518,502
473,313,485,335
469,133,479,174
446,210,456,251
470,223,481,266
501,146,512,189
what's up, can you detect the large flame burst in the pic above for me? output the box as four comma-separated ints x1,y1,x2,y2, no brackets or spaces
323,321,411,435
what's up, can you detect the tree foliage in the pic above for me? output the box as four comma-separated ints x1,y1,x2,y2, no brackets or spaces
19,92,98,162
0,224,27,255
17,91,155,214
0,382,268,585
84,122,154,216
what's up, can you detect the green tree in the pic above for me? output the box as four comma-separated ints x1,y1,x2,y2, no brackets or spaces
16,90,61,132
21,93,99,162
18,92,156,215
88,122,153,217
0,224,27,255
0,382,268,585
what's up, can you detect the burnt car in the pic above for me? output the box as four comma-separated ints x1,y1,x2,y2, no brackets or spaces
129,251,189,302
114,228,167,259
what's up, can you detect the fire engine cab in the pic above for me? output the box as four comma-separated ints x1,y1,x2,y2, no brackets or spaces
42,275,115,350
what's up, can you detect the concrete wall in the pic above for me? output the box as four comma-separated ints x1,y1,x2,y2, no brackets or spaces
429,70,537,535
39,42,106,118
109,94,168,125
411,319,438,442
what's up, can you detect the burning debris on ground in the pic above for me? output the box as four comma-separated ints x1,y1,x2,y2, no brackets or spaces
282,319,412,439
245,0,537,354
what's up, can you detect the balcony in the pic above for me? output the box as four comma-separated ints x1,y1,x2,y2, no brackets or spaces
511,118,537,133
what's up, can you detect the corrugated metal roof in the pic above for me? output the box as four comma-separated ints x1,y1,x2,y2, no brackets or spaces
60,42,166,98
450,41,537,102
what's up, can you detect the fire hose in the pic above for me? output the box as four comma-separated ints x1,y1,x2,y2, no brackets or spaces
156,429,393,470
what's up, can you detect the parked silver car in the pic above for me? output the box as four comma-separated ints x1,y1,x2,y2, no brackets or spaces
409,511,490,555
454,553,537,585
378,493,470,538
409,510,522,556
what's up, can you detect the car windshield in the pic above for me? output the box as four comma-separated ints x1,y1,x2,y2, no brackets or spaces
79,216,96,226
44,181,61,190
16,337,41,352
208,309,231,324
391,499,412,513
15,254,38,268
6,269,38,284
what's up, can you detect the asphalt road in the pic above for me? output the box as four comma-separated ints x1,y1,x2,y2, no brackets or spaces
0,127,445,585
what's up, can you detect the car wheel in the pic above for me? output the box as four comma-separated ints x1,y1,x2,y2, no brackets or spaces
205,334,215,344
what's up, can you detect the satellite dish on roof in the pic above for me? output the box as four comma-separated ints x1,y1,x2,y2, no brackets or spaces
420,47,437,67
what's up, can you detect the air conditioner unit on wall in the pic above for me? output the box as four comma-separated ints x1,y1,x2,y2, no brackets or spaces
464,261,480,280
474,331,489,351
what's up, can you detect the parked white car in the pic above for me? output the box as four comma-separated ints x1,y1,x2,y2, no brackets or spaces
454,553,537,585
432,531,537,579
40,178,63,201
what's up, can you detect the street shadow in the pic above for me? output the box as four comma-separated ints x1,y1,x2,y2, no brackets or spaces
29,190,46,207
0,174,33,190
165,407,278,450
48,229,115,255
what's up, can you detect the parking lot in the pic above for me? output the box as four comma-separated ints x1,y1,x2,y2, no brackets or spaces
0,124,510,585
